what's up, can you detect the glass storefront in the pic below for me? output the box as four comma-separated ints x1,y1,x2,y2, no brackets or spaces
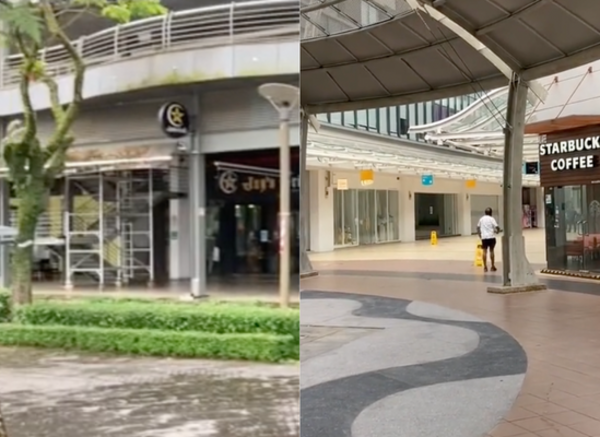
333,188,400,247
545,184,600,273
205,148,299,277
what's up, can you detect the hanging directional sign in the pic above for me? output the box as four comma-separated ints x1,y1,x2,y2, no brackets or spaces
421,174,434,186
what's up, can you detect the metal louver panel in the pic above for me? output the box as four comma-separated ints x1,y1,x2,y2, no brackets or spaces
36,101,179,147
200,85,300,133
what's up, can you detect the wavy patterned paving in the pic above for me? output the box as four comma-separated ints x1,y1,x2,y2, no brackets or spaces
300,291,528,437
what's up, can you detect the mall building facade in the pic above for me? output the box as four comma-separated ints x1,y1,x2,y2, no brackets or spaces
305,81,547,253
306,123,543,252
0,0,299,290
540,125,600,274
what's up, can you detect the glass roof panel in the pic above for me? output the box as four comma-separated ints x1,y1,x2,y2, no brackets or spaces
451,93,509,132
300,0,411,39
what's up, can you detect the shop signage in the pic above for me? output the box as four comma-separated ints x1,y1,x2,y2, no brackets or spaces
216,170,299,195
539,136,600,172
421,174,434,186
336,179,348,190
158,102,190,138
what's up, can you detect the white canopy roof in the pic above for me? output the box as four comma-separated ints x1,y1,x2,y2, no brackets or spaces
408,61,600,161
307,124,540,186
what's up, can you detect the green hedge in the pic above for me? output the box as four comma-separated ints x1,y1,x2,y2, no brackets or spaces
0,290,10,322
15,301,299,339
0,324,297,362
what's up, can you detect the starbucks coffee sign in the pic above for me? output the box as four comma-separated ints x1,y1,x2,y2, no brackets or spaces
539,136,600,171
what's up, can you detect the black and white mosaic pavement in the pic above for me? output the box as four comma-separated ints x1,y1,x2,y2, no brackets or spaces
300,291,528,437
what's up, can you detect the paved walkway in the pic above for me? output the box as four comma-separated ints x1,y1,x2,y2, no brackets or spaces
0,349,299,437
302,235,600,437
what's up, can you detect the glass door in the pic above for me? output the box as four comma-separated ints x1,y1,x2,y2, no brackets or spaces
563,186,586,271
584,185,600,272
234,204,263,274
358,190,374,244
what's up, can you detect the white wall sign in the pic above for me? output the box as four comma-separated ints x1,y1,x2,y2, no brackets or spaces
336,179,348,190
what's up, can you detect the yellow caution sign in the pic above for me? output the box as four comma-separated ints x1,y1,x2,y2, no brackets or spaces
430,231,437,246
474,243,484,267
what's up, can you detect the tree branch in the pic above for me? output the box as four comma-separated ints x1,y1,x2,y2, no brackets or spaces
40,73,65,122
14,35,37,147
39,0,85,160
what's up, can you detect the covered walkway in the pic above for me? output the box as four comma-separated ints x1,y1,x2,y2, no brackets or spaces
309,228,546,266
300,0,600,290
302,256,600,437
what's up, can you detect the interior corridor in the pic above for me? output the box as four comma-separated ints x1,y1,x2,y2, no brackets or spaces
309,228,546,266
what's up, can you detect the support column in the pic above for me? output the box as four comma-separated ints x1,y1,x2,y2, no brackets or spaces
169,198,190,280
308,169,334,252
0,119,9,288
189,94,207,298
489,76,546,293
398,180,415,242
299,112,316,277
536,187,545,229
457,192,472,236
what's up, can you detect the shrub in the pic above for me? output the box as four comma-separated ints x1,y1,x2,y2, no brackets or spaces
0,290,10,322
15,301,299,340
0,324,297,362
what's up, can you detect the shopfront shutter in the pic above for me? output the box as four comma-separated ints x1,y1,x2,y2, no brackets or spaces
471,195,502,234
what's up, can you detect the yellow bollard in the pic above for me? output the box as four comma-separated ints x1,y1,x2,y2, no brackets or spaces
430,231,437,246
474,242,484,267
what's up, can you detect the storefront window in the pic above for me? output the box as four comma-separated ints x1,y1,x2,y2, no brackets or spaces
333,189,358,247
332,189,404,247
388,190,399,240
343,190,358,245
358,190,376,244
545,185,600,273
333,189,344,246
376,190,389,242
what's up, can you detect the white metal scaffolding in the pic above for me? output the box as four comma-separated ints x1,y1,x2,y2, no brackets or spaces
64,169,157,288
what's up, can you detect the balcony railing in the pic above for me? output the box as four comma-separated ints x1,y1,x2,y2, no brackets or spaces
0,0,299,87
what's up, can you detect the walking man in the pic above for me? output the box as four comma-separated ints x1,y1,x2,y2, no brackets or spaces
477,207,500,272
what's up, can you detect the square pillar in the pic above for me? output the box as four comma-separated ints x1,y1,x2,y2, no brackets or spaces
399,182,415,242
0,119,8,288
169,198,190,280
457,192,472,236
189,95,207,298
535,187,545,229
299,113,315,275
308,169,334,252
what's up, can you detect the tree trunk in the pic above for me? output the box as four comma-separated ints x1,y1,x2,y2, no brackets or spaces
11,182,45,306
0,403,9,437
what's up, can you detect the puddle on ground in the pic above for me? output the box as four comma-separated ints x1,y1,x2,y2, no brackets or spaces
0,348,299,437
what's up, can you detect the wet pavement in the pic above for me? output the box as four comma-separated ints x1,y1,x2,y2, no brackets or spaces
0,348,299,437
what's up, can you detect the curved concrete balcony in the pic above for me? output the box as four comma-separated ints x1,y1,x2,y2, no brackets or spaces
0,0,299,117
